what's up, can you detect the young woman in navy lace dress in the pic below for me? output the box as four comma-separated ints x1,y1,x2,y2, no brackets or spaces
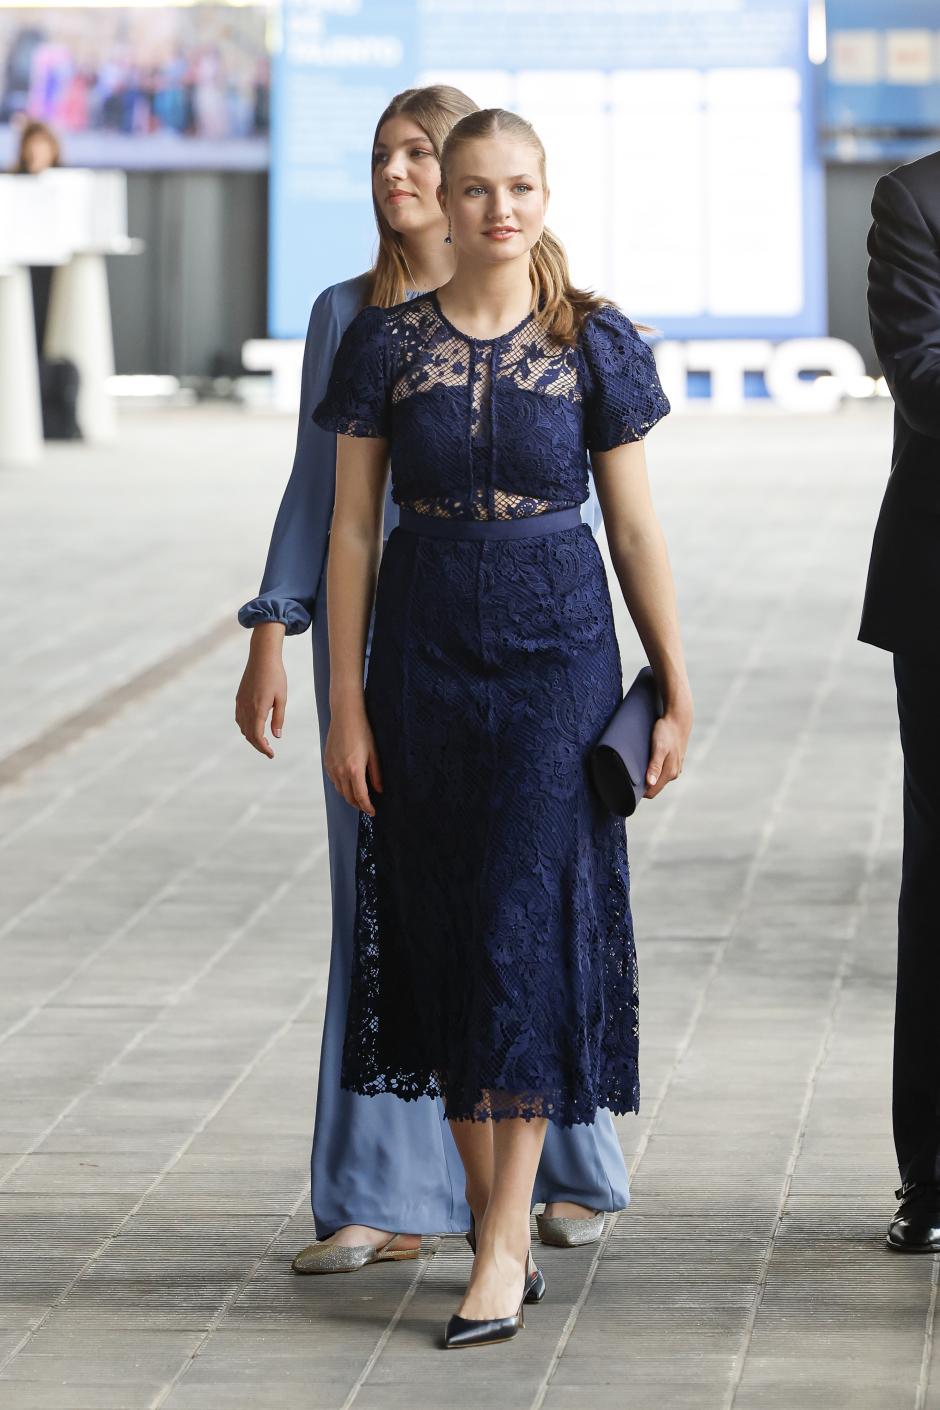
236,87,633,1274
313,107,692,1348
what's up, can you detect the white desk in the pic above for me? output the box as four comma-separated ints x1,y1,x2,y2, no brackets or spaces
0,169,143,463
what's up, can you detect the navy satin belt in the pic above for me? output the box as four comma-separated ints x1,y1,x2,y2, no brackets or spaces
396,504,583,541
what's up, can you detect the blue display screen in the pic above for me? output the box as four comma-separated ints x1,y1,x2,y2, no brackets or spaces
269,0,825,341
824,0,940,162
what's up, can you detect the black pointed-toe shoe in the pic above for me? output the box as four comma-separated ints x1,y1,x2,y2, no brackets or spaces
465,1215,545,1304
444,1254,541,1349
443,1297,525,1350
887,1181,940,1252
525,1263,547,1303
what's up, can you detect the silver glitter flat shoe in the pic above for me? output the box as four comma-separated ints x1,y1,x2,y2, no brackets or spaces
535,1210,606,1248
291,1233,436,1274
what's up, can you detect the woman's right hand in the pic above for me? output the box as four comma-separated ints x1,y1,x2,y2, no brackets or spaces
324,699,383,817
235,624,288,759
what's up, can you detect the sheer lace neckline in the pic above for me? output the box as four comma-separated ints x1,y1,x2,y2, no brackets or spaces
429,288,535,345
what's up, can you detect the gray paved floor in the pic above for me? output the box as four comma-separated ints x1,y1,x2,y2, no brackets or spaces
0,402,924,1408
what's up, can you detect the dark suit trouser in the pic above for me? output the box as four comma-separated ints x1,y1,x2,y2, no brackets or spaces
893,653,940,1186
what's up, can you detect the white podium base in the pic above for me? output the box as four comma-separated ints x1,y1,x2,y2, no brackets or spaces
0,267,43,464
45,252,117,444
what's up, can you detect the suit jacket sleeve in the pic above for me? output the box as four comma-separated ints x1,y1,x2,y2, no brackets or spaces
237,286,344,634
868,171,940,441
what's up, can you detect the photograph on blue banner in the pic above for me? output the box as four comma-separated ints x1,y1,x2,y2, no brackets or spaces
0,2,270,170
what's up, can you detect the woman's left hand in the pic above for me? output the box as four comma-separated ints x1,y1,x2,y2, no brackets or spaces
644,706,692,800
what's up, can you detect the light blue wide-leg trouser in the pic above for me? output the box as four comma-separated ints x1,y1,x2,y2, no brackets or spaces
309,548,630,1238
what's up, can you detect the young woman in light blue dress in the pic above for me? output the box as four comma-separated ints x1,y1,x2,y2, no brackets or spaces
235,85,630,1274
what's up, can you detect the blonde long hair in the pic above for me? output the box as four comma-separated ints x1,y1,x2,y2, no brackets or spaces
440,107,644,346
365,85,478,309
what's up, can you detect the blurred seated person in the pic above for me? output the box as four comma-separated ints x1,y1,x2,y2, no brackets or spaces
12,121,62,346
13,119,61,175
12,121,80,439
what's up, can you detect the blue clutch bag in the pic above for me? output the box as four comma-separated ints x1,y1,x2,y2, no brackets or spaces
588,666,662,817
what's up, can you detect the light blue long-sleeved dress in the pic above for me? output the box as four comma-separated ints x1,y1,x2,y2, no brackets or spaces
239,272,630,1236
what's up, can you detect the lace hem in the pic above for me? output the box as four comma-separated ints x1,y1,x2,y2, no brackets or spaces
338,1068,640,1128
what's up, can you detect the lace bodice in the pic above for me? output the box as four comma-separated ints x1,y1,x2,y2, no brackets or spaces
312,289,669,522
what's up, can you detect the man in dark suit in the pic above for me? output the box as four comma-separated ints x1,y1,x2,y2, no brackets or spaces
860,148,940,1252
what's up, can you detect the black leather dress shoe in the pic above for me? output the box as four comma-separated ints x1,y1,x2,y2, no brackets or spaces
443,1299,525,1349
887,1181,940,1251
444,1255,538,1349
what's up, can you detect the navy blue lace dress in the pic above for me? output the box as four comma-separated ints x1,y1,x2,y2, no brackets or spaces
312,289,669,1127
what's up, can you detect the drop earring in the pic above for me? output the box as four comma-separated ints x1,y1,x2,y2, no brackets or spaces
444,217,452,246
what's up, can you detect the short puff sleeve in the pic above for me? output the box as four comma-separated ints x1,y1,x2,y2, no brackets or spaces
312,303,390,437
581,304,670,451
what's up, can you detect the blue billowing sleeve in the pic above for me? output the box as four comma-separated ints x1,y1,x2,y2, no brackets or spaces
582,304,670,452
237,286,345,635
312,304,390,437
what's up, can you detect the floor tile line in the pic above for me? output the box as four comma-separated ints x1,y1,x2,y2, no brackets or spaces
0,843,323,1377
0,748,222,947
529,593,870,1410
0,718,166,855
527,933,729,1410
0,823,324,1196
338,1255,437,1410
0,756,226,1047
0,641,255,854
642,514,834,857
0,736,296,1049
916,1247,940,1410
0,616,240,791
726,737,898,1410
146,1172,318,1410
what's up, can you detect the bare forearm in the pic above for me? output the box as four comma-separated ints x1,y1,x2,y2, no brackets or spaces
326,523,382,711
607,523,690,714
249,621,286,657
